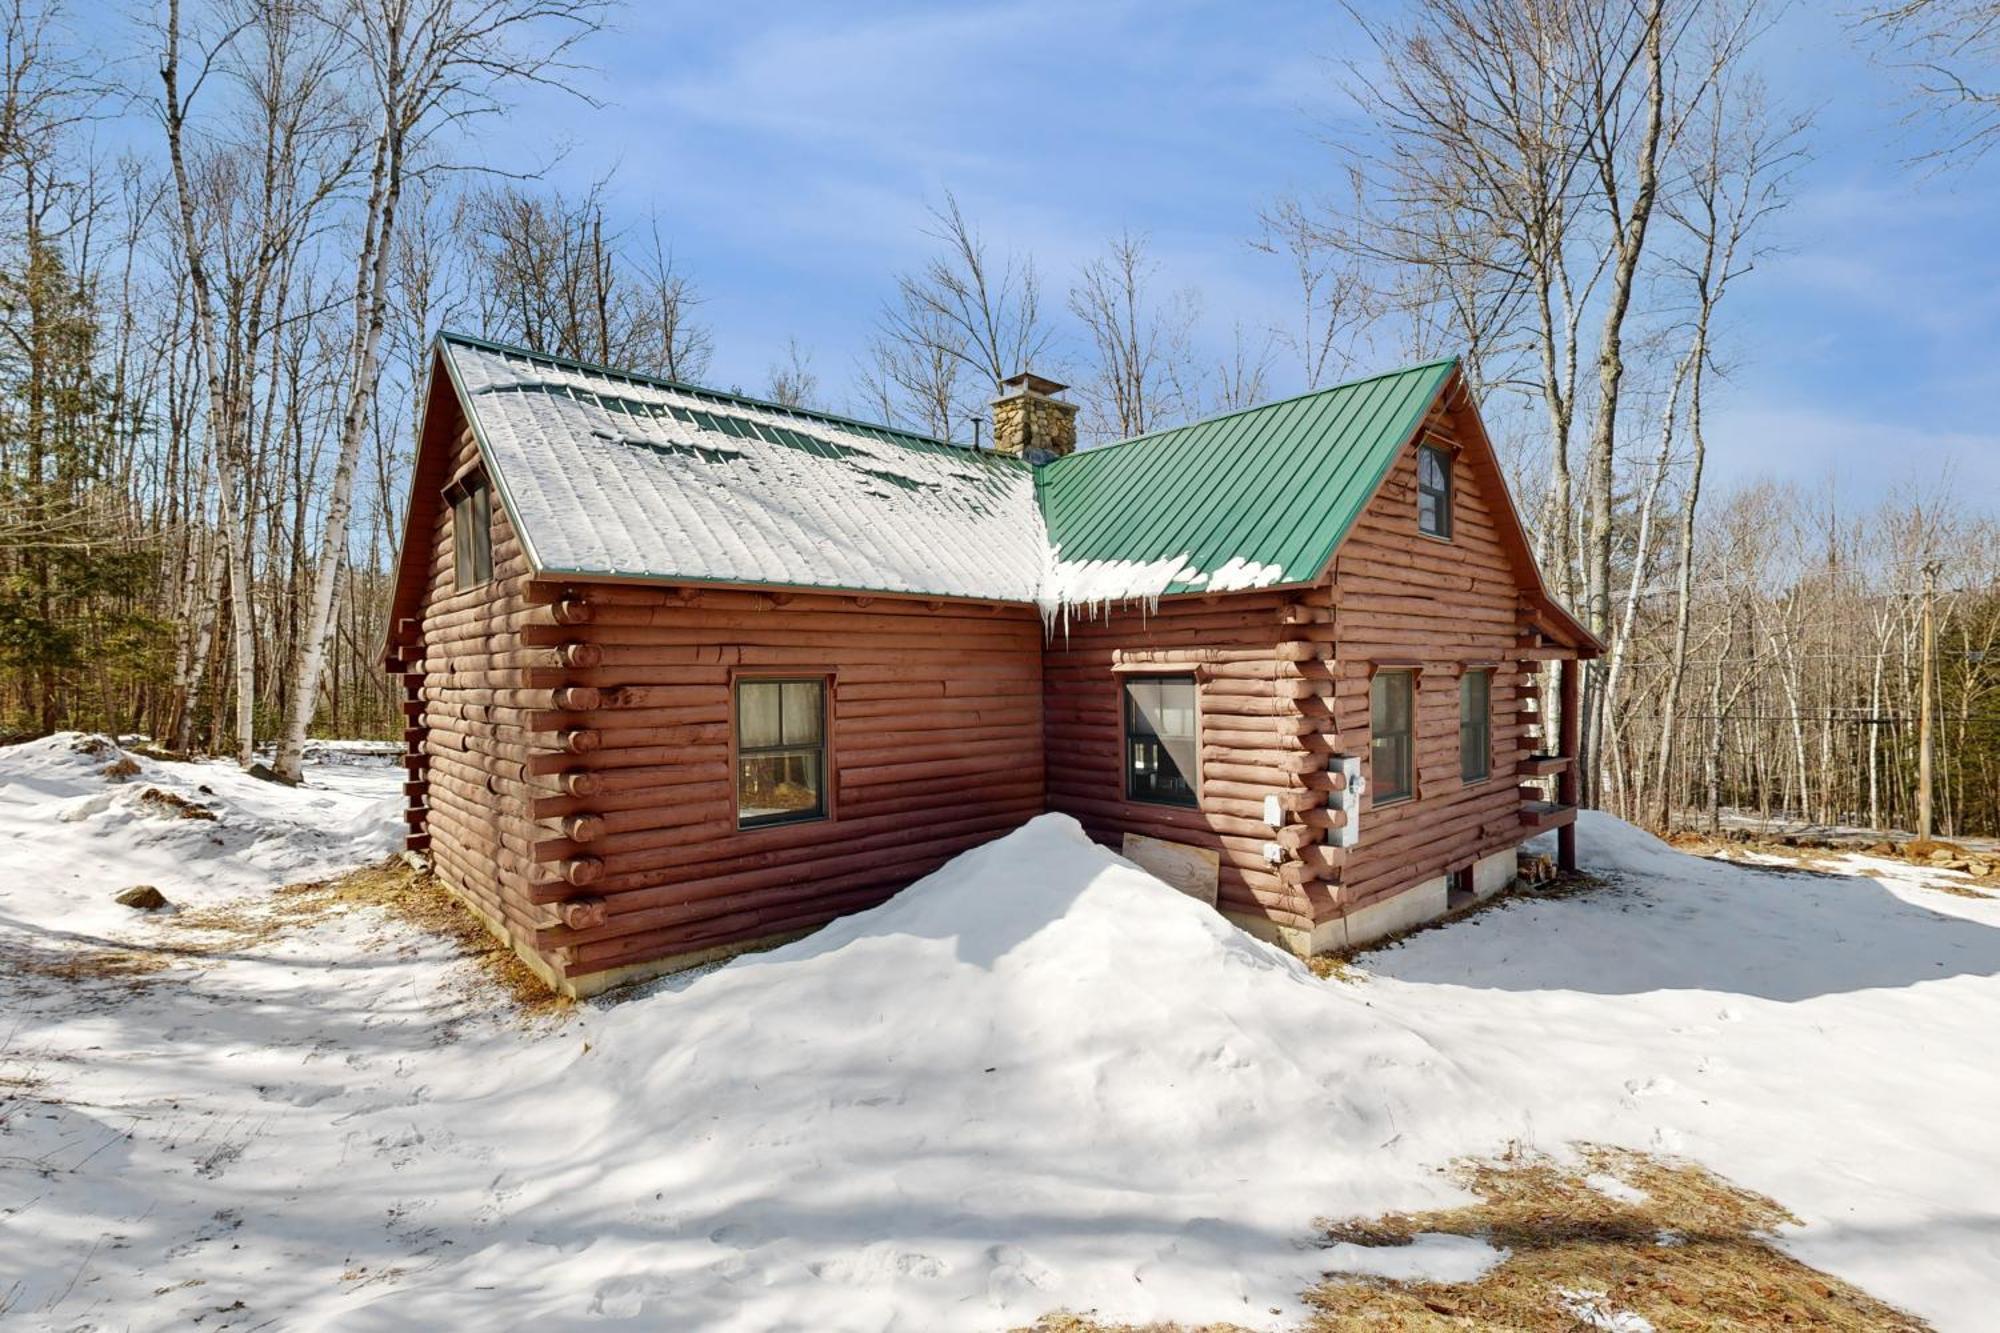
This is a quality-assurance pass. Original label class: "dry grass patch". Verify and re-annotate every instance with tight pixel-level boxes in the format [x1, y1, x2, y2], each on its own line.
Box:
[1306, 955, 1366, 984]
[1674, 831, 2000, 898]
[0, 936, 172, 998]
[135, 785, 215, 820]
[1304, 1146, 1928, 1331]
[1920, 880, 1995, 900]
[170, 858, 569, 1018]
[1022, 1148, 1927, 1333]
[1024, 1312, 1256, 1320]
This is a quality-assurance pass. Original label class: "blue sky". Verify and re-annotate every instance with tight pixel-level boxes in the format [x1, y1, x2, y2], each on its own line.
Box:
[499, 0, 1999, 501]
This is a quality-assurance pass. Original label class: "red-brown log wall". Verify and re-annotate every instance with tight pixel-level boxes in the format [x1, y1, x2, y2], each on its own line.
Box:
[1322, 403, 1539, 912]
[519, 585, 1047, 982]
[1042, 591, 1333, 936]
[393, 396, 547, 962]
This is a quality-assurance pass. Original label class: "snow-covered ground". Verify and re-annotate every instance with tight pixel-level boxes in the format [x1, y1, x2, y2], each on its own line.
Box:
[3, 732, 1998, 1331]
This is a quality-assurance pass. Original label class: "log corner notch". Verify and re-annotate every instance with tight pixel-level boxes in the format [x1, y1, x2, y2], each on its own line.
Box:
[1271, 595, 1344, 922]
[522, 587, 615, 901]
[557, 895, 607, 931]
[392, 622, 430, 856]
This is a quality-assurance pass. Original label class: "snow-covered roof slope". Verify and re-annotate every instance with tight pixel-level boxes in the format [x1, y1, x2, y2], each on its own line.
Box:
[430, 334, 1591, 647]
[440, 334, 1047, 601]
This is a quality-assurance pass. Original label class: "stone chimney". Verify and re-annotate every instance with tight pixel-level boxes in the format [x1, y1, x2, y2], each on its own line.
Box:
[990, 371, 1079, 462]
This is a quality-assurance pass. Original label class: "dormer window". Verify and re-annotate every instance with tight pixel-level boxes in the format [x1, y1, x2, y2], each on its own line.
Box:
[1417, 442, 1452, 540]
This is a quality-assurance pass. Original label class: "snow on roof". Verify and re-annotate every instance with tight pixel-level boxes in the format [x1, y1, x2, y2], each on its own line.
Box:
[442, 335, 1048, 602]
[431, 335, 1575, 636]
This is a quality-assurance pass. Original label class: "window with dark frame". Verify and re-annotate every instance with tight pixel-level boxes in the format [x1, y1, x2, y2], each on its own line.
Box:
[451, 477, 492, 591]
[1460, 669, 1492, 783]
[1370, 670, 1415, 805]
[1124, 674, 1199, 808]
[1417, 442, 1452, 540]
[735, 677, 827, 828]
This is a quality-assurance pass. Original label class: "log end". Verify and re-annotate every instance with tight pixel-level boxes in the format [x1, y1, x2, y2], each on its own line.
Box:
[562, 812, 606, 843]
[558, 896, 608, 931]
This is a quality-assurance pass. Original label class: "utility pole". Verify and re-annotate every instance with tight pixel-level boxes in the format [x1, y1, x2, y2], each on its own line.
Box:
[1917, 559, 1941, 841]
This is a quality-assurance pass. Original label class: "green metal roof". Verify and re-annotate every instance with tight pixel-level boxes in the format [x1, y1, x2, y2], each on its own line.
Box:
[1036, 357, 1458, 594]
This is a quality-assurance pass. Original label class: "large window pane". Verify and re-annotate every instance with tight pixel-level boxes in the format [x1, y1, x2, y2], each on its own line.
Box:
[1125, 675, 1199, 807]
[737, 751, 823, 823]
[1371, 670, 1414, 804]
[737, 680, 783, 749]
[737, 677, 826, 826]
[781, 680, 822, 744]
[1460, 670, 1491, 783]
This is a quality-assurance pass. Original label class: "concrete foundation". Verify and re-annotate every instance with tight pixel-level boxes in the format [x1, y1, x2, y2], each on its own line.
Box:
[1234, 841, 1527, 960]
[1472, 845, 1517, 900]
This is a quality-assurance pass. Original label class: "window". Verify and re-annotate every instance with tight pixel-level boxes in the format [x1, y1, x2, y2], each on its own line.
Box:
[1417, 442, 1452, 539]
[1460, 669, 1491, 783]
[736, 678, 827, 827]
[1370, 670, 1414, 805]
[451, 477, 492, 591]
[1124, 674, 1199, 807]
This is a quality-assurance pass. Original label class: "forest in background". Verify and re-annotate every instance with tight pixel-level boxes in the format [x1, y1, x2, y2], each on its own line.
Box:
[0, 0, 1995, 834]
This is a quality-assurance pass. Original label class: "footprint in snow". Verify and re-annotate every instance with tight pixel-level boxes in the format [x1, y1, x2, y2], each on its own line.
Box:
[589, 1273, 677, 1319]
[1624, 1075, 1682, 1100]
[255, 1082, 342, 1108]
[810, 1247, 949, 1283]
[985, 1243, 1054, 1298]
[708, 1222, 757, 1248]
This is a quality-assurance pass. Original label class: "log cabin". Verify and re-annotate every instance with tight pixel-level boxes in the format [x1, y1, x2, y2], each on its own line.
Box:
[385, 332, 1599, 996]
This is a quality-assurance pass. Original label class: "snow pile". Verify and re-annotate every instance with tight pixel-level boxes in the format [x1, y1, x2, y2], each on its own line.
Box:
[0, 732, 401, 936]
[322, 814, 1480, 1330]
[8, 781, 2000, 1330]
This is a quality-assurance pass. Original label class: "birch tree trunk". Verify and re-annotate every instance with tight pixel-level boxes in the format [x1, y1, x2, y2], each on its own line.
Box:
[160, 0, 259, 766]
[274, 78, 402, 783]
[1579, 0, 1668, 805]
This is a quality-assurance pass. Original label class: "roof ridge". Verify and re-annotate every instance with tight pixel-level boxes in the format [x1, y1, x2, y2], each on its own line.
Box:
[435, 329, 978, 457]
[1045, 354, 1460, 469]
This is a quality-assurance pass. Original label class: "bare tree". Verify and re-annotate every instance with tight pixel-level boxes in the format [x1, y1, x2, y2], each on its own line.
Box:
[1254, 196, 1365, 390]
[867, 191, 1050, 440]
[1202, 321, 1276, 413]
[1646, 67, 1805, 826]
[159, 0, 357, 765]
[642, 216, 711, 383]
[1069, 229, 1197, 441]
[1331, 0, 1775, 804]
[272, 0, 606, 783]
[1858, 0, 2000, 164]
[764, 336, 818, 409]
[1334, 0, 1615, 609]
[861, 305, 963, 439]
